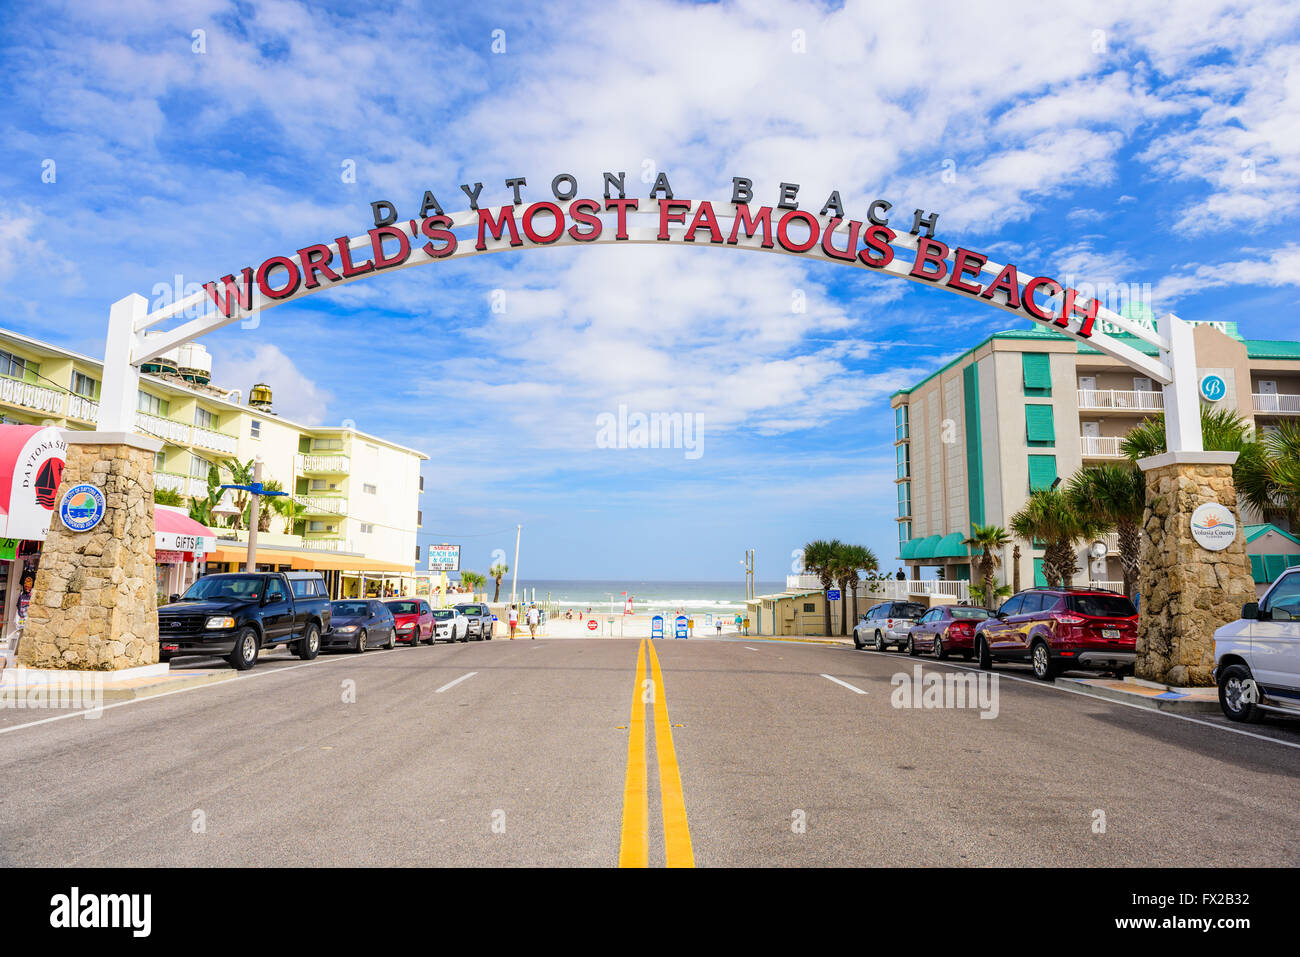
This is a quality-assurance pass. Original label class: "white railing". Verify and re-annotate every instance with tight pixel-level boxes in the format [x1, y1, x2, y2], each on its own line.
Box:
[296, 454, 351, 473]
[0, 377, 65, 416]
[156, 472, 187, 494]
[1101, 532, 1119, 554]
[301, 537, 352, 552]
[295, 495, 346, 515]
[67, 395, 99, 421]
[786, 574, 969, 602]
[136, 411, 191, 445]
[1087, 580, 1125, 592]
[192, 426, 237, 455]
[1080, 435, 1123, 457]
[1253, 393, 1300, 414]
[1077, 389, 1163, 412]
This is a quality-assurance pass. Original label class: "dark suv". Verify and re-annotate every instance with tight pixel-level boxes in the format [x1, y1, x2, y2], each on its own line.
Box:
[973, 587, 1138, 680]
[854, 600, 927, 651]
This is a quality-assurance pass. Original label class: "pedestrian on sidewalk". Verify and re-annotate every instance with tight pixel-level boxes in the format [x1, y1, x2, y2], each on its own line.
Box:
[526, 604, 540, 639]
[508, 604, 519, 639]
[715, 618, 722, 636]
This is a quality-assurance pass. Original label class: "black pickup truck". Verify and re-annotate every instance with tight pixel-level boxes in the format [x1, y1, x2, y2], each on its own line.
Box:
[157, 571, 332, 670]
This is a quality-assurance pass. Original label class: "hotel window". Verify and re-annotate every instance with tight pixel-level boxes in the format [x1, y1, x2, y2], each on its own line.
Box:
[194, 407, 217, 430]
[250, 419, 262, 439]
[363, 483, 377, 495]
[190, 456, 210, 479]
[896, 443, 910, 479]
[898, 520, 911, 546]
[1027, 454, 1058, 492]
[895, 405, 909, 441]
[1025, 404, 1056, 447]
[417, 510, 423, 527]
[155, 451, 166, 472]
[312, 438, 343, 450]
[137, 391, 169, 417]
[1022, 353, 1052, 397]
[360, 523, 374, 534]
[71, 371, 98, 399]
[897, 482, 911, 519]
[0, 349, 35, 382]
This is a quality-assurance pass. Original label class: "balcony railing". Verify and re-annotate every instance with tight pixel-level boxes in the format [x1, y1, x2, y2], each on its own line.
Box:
[295, 495, 346, 516]
[301, 537, 353, 552]
[136, 411, 191, 445]
[1101, 532, 1119, 554]
[67, 395, 99, 422]
[1080, 435, 1124, 458]
[0, 377, 65, 416]
[296, 454, 351, 474]
[156, 471, 187, 495]
[192, 426, 237, 456]
[1087, 580, 1125, 593]
[1253, 393, 1300, 414]
[1077, 389, 1163, 412]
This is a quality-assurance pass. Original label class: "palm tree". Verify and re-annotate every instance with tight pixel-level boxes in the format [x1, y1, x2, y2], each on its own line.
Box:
[962, 524, 1011, 610]
[255, 478, 285, 532]
[280, 494, 308, 537]
[154, 487, 184, 506]
[833, 544, 878, 635]
[1011, 543, 1022, 593]
[489, 562, 509, 603]
[188, 463, 224, 527]
[460, 571, 486, 600]
[1066, 465, 1145, 600]
[969, 582, 1012, 607]
[801, 539, 841, 637]
[1009, 487, 1104, 588]
[219, 457, 256, 531]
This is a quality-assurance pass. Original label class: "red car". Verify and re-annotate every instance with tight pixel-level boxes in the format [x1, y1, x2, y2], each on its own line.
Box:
[905, 604, 992, 660]
[384, 598, 434, 646]
[973, 587, 1138, 680]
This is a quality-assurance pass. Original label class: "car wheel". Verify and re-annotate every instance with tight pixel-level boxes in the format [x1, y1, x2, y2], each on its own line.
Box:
[385, 629, 395, 650]
[459, 627, 468, 643]
[977, 637, 992, 671]
[1219, 664, 1264, 723]
[354, 629, 368, 654]
[295, 624, 321, 660]
[934, 635, 946, 660]
[874, 631, 886, 652]
[852, 630, 864, 650]
[907, 635, 917, 657]
[228, 628, 259, 671]
[1031, 641, 1057, 681]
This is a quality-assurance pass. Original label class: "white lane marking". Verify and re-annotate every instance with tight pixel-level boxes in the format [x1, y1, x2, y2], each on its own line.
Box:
[821, 674, 868, 695]
[857, 650, 1300, 752]
[0, 649, 398, 737]
[744, 647, 758, 651]
[435, 671, 478, 694]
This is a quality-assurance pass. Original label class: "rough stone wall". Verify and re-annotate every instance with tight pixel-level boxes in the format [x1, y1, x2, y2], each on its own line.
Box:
[17, 443, 158, 670]
[1136, 461, 1254, 686]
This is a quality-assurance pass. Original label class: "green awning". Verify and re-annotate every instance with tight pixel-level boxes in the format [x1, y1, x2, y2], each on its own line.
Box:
[1028, 454, 1058, 492]
[911, 534, 943, 559]
[900, 539, 918, 560]
[934, 532, 969, 558]
[1022, 353, 1052, 393]
[1025, 404, 1055, 443]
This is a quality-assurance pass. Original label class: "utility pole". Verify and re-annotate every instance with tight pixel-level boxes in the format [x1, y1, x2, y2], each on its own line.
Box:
[246, 458, 261, 572]
[509, 524, 521, 610]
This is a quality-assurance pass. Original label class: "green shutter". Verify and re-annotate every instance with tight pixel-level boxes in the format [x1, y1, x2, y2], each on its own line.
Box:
[1033, 557, 1047, 587]
[1250, 554, 1267, 583]
[1022, 353, 1052, 395]
[1287, 554, 1300, 568]
[963, 363, 985, 527]
[1025, 404, 1056, 444]
[1028, 454, 1058, 491]
[1264, 554, 1288, 583]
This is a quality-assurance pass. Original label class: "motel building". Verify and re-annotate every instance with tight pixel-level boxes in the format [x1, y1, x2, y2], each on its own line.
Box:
[890, 316, 1300, 600]
[0, 326, 428, 662]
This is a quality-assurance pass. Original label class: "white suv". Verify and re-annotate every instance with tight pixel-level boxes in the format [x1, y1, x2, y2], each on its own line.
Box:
[1212, 569, 1300, 722]
[854, 601, 927, 651]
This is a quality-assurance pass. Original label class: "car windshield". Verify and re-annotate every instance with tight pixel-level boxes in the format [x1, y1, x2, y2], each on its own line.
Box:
[951, 607, 991, 620]
[897, 603, 926, 618]
[386, 601, 419, 614]
[432, 610, 454, 620]
[454, 604, 478, 614]
[331, 601, 369, 617]
[182, 576, 264, 601]
[1068, 594, 1137, 618]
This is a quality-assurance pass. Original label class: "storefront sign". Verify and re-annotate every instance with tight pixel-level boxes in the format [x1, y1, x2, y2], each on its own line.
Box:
[58, 484, 106, 533]
[0, 425, 68, 542]
[1199, 374, 1227, 402]
[1190, 503, 1237, 551]
[0, 538, 17, 561]
[200, 174, 1105, 341]
[154, 532, 214, 555]
[427, 543, 460, 571]
[155, 549, 186, 564]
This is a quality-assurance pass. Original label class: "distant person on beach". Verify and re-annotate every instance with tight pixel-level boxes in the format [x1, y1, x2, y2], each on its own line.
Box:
[742, 616, 750, 635]
[733, 613, 742, 631]
[715, 619, 722, 636]
[526, 605, 540, 639]
[508, 604, 519, 639]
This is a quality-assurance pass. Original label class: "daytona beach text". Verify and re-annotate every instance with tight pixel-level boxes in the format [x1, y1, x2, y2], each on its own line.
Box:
[202, 172, 1101, 338]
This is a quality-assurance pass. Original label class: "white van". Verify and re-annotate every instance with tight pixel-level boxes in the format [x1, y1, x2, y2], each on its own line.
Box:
[1212, 569, 1300, 722]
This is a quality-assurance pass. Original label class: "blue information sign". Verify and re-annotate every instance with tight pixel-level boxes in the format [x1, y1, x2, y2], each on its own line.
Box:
[674, 615, 688, 639]
[828, 589, 841, 601]
[651, 615, 664, 638]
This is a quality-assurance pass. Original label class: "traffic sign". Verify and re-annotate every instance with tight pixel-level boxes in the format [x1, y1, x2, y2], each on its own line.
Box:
[828, 589, 841, 601]
[587, 618, 598, 631]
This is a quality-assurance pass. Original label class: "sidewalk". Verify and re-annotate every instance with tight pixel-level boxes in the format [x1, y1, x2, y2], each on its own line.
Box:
[0, 663, 236, 702]
[1054, 675, 1220, 714]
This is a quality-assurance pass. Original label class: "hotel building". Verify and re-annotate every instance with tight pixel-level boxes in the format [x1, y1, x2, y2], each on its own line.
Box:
[891, 319, 1300, 595]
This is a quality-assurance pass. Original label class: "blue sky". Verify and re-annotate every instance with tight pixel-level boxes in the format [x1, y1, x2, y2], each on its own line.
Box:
[1, 0, 1298, 581]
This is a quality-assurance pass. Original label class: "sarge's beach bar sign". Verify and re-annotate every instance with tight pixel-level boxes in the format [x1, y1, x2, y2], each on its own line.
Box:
[199, 172, 1103, 341]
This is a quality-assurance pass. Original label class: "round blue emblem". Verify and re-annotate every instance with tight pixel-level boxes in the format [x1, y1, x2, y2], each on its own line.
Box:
[58, 483, 106, 533]
[1199, 374, 1227, 402]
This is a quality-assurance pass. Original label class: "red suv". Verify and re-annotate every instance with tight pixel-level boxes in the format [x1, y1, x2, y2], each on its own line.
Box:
[384, 598, 434, 646]
[973, 587, 1138, 681]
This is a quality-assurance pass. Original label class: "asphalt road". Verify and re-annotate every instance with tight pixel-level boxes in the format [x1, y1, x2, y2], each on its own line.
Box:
[1, 637, 1297, 867]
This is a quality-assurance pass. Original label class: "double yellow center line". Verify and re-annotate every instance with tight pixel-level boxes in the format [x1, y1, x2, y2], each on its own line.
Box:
[619, 639, 695, 867]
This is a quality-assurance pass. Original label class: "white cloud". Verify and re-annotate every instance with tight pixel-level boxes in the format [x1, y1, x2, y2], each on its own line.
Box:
[221, 343, 332, 425]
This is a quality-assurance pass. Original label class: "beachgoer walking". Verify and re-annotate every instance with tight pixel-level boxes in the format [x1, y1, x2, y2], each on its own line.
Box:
[508, 604, 519, 639]
[526, 604, 540, 639]
[715, 619, 722, 636]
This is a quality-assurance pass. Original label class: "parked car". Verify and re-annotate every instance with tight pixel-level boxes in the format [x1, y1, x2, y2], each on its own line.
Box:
[854, 601, 927, 651]
[1213, 569, 1300, 722]
[906, 604, 992, 659]
[324, 599, 397, 653]
[158, 571, 331, 671]
[432, 607, 469, 642]
[974, 587, 1138, 680]
[454, 602, 493, 640]
[385, 598, 434, 646]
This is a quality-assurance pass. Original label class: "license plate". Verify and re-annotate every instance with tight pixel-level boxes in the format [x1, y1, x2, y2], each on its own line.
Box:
[162, 644, 179, 652]
[1102, 628, 1120, 640]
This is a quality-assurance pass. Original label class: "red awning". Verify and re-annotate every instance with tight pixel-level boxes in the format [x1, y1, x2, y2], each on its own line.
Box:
[0, 425, 68, 542]
[154, 505, 216, 557]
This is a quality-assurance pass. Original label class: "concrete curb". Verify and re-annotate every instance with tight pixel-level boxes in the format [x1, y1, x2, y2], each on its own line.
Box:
[1055, 676, 1221, 714]
[739, 636, 851, 647]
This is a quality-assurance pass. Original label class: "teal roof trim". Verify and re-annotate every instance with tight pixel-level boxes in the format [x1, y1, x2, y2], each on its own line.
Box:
[1244, 523, 1300, 548]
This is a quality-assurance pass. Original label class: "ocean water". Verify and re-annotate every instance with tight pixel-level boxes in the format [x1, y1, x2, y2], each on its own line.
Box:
[486, 580, 786, 618]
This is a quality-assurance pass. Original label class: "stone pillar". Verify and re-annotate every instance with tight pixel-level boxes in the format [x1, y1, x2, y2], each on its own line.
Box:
[1135, 451, 1254, 686]
[18, 432, 162, 670]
